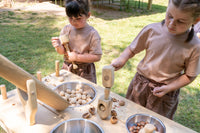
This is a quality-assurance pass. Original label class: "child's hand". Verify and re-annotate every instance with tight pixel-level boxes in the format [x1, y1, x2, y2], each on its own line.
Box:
[197, 32, 200, 39]
[152, 85, 170, 97]
[111, 57, 126, 71]
[51, 37, 61, 48]
[67, 51, 78, 62]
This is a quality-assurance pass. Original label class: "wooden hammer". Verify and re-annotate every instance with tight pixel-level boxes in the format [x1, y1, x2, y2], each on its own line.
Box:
[59, 34, 78, 69]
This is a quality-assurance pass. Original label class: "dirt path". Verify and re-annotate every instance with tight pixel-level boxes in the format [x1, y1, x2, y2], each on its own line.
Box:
[0, 0, 66, 16]
[0, 0, 133, 20]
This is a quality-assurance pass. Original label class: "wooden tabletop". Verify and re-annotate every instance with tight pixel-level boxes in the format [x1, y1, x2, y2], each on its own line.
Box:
[0, 70, 197, 133]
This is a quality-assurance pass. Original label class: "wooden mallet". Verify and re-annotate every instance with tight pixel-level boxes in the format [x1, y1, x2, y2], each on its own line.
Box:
[59, 34, 78, 69]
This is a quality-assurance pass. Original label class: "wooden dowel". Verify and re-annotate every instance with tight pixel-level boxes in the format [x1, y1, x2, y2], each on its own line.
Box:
[0, 84, 7, 100]
[37, 71, 42, 81]
[55, 60, 59, 77]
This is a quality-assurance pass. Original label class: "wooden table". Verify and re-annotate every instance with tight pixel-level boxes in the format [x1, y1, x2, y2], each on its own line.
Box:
[0, 70, 197, 133]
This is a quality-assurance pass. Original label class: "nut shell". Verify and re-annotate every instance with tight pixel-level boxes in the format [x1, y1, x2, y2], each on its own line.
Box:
[82, 112, 91, 119]
[89, 107, 96, 115]
[112, 97, 117, 102]
[111, 110, 117, 117]
[110, 116, 118, 124]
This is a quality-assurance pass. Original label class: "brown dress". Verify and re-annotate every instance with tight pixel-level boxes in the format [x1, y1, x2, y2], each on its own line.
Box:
[126, 22, 200, 119]
[62, 61, 97, 83]
[126, 72, 179, 119]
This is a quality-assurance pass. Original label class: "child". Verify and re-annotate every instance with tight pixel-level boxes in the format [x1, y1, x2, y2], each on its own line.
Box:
[52, 0, 102, 83]
[111, 0, 200, 119]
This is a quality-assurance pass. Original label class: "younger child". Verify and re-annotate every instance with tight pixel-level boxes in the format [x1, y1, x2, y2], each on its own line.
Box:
[52, 0, 102, 83]
[111, 0, 200, 119]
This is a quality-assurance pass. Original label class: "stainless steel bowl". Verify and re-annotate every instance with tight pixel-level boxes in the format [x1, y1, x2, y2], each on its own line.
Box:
[54, 82, 97, 107]
[50, 118, 104, 133]
[126, 114, 166, 133]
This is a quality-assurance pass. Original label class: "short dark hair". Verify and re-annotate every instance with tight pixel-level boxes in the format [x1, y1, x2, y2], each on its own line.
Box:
[65, 0, 90, 18]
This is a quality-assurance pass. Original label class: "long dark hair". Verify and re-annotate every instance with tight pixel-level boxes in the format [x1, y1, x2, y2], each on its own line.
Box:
[163, 0, 200, 42]
[65, 0, 90, 18]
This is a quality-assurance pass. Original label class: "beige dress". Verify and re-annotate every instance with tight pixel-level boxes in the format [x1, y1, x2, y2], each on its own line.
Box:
[60, 24, 102, 83]
[126, 22, 200, 119]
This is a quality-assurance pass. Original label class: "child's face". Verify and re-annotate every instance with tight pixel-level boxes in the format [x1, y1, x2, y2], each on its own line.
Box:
[165, 2, 195, 35]
[68, 14, 89, 29]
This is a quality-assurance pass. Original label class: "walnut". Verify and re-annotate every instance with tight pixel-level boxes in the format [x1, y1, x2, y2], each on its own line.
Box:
[119, 100, 125, 106]
[110, 116, 118, 124]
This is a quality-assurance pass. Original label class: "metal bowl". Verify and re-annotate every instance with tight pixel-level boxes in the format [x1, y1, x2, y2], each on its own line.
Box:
[126, 114, 166, 133]
[50, 118, 104, 133]
[54, 82, 96, 107]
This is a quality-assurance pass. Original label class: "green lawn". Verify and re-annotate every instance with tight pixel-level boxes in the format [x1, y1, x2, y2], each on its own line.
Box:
[0, 0, 200, 132]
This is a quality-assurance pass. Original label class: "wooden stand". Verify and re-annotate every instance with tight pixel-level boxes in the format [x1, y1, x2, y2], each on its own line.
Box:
[97, 65, 114, 120]
[17, 79, 38, 126]
[0, 54, 69, 111]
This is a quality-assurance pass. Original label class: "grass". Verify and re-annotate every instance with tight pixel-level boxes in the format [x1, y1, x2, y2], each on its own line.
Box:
[0, 0, 200, 132]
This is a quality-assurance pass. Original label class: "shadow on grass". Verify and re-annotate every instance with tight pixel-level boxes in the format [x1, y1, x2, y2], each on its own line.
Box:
[91, 2, 167, 20]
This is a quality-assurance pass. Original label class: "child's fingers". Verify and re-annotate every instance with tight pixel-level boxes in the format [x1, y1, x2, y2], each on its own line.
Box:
[51, 37, 59, 40]
[152, 87, 162, 96]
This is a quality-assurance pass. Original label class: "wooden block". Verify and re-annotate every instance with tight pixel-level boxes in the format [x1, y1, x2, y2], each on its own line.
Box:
[0, 84, 7, 100]
[102, 65, 114, 88]
[97, 95, 113, 120]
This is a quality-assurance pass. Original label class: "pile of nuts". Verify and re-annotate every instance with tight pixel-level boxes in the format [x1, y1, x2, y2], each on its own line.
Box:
[57, 86, 92, 106]
[128, 121, 157, 133]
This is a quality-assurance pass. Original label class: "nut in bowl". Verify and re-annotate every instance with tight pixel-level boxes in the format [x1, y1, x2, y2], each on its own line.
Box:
[54, 82, 96, 107]
[126, 114, 166, 133]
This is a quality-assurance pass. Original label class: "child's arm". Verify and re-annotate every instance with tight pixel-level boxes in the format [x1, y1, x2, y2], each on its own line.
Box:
[111, 46, 135, 71]
[67, 51, 101, 63]
[51, 37, 65, 55]
[153, 74, 196, 97]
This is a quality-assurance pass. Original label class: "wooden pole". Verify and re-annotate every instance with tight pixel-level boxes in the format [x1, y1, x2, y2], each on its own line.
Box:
[37, 71, 42, 81]
[0, 84, 7, 100]
[55, 60, 60, 77]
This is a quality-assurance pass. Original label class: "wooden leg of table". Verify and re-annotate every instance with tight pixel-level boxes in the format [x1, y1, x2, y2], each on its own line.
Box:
[17, 79, 38, 126]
